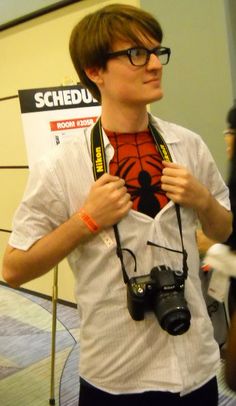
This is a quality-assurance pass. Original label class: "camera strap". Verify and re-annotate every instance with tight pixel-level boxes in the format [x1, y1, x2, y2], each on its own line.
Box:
[90, 115, 188, 283]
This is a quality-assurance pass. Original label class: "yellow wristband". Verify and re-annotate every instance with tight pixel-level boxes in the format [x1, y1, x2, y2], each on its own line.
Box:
[78, 209, 99, 233]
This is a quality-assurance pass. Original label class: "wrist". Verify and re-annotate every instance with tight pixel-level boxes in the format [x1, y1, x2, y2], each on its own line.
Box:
[196, 187, 211, 213]
[77, 208, 100, 233]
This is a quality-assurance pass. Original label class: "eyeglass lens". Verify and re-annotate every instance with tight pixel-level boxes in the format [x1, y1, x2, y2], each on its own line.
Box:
[130, 48, 169, 66]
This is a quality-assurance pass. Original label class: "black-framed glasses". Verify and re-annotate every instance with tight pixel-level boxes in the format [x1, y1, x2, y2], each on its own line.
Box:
[224, 129, 236, 136]
[106, 46, 171, 67]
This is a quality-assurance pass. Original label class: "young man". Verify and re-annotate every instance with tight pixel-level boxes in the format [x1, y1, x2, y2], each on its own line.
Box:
[2, 4, 232, 405]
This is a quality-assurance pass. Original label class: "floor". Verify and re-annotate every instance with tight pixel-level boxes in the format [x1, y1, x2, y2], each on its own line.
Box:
[0, 284, 236, 405]
[0, 284, 80, 405]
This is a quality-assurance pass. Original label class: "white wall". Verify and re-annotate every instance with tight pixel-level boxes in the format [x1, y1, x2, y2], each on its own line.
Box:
[141, 0, 234, 178]
[224, 0, 236, 101]
[0, 0, 139, 303]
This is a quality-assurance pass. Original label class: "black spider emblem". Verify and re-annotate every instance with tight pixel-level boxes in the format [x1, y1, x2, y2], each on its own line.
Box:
[115, 157, 167, 218]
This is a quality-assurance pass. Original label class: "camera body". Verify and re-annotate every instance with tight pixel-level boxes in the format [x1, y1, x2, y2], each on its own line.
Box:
[127, 265, 191, 335]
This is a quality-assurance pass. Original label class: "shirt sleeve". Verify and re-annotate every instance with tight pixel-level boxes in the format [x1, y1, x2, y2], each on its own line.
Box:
[193, 135, 231, 211]
[9, 155, 69, 251]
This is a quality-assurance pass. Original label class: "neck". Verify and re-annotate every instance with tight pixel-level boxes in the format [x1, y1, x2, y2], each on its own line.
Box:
[101, 103, 149, 132]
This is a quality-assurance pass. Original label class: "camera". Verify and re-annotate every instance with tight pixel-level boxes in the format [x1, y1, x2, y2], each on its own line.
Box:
[127, 265, 191, 335]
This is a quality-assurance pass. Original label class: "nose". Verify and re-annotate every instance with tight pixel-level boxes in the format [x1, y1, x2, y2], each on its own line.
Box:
[147, 52, 163, 69]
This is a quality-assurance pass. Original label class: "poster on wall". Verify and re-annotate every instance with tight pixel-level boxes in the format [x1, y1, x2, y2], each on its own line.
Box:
[18, 84, 101, 168]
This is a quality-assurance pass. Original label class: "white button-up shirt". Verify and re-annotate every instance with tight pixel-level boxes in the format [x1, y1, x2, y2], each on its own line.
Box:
[9, 115, 230, 395]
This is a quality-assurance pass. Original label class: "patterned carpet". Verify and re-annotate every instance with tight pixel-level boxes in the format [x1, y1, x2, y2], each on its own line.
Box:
[0, 284, 236, 405]
[0, 284, 80, 406]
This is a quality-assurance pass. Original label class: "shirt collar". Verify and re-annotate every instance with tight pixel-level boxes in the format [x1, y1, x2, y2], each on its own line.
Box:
[148, 114, 180, 144]
[90, 113, 181, 147]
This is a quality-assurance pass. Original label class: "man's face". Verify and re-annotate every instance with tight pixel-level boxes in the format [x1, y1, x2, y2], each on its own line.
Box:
[98, 37, 165, 107]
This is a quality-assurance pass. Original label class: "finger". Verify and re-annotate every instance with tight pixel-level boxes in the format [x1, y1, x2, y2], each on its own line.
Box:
[162, 175, 189, 189]
[116, 178, 126, 189]
[120, 196, 133, 213]
[162, 161, 181, 169]
[165, 192, 181, 204]
[161, 183, 182, 194]
[95, 173, 120, 186]
[116, 192, 131, 207]
[113, 187, 130, 203]
[106, 179, 126, 193]
[162, 166, 180, 177]
[161, 175, 179, 185]
[123, 192, 131, 203]
[162, 168, 189, 180]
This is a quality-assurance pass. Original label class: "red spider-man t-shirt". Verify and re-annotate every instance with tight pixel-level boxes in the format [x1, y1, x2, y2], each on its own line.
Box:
[104, 129, 169, 218]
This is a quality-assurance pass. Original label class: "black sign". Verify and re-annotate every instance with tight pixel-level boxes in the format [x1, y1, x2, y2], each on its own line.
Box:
[18, 84, 99, 113]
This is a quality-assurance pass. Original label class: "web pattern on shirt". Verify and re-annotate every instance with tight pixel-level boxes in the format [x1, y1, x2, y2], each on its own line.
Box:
[105, 129, 169, 218]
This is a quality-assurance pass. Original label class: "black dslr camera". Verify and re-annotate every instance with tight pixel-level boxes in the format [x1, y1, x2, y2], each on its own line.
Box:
[127, 265, 191, 335]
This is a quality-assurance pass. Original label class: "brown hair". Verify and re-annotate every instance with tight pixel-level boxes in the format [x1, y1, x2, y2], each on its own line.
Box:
[227, 106, 236, 130]
[69, 3, 163, 102]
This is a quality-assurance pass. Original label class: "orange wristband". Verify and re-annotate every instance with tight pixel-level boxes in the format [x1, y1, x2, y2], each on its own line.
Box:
[78, 209, 99, 233]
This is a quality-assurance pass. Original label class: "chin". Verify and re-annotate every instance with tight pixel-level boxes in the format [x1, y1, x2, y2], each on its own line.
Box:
[148, 90, 164, 103]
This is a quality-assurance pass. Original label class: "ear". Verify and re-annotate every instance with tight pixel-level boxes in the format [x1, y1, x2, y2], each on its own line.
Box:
[84, 66, 104, 85]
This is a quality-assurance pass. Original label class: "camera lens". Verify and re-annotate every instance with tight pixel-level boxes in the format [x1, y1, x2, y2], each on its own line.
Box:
[153, 292, 191, 335]
[161, 308, 191, 335]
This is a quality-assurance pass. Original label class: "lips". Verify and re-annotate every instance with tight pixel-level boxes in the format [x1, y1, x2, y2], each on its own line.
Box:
[144, 78, 161, 84]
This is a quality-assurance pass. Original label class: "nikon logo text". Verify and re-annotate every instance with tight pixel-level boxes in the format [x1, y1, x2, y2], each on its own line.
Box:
[160, 144, 170, 162]
[95, 147, 104, 172]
